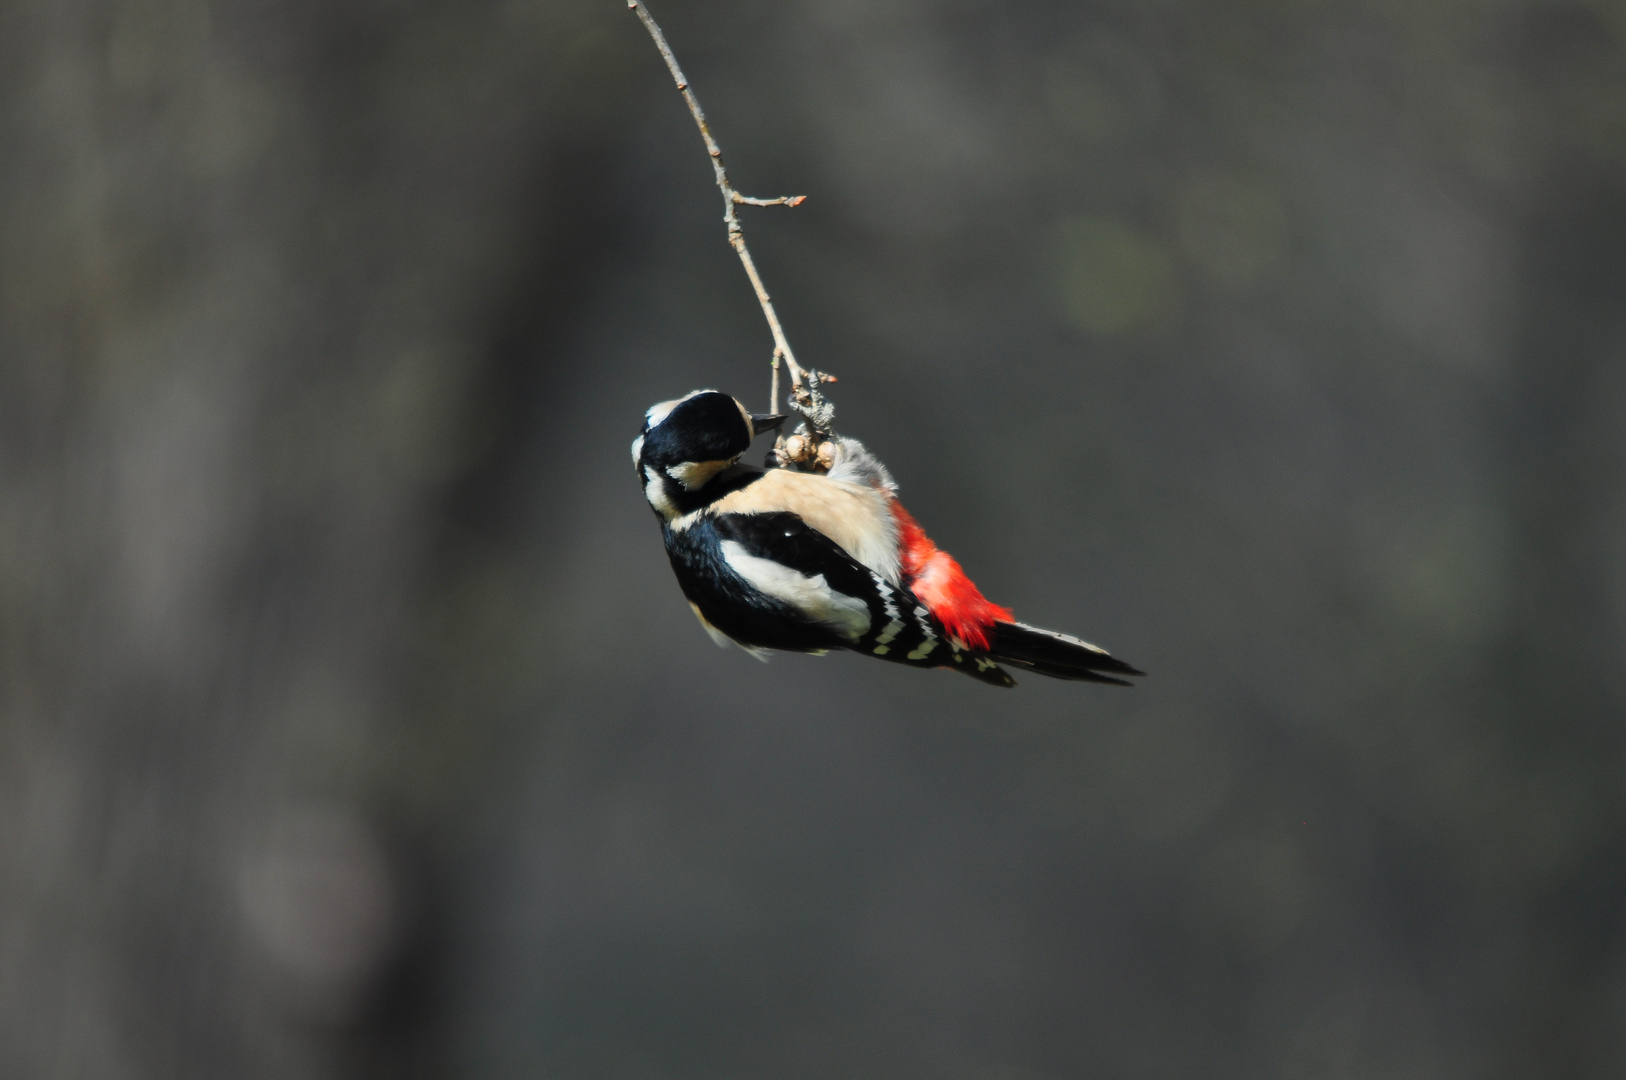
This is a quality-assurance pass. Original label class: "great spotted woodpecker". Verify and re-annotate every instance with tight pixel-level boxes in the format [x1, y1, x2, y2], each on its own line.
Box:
[633, 390, 1143, 687]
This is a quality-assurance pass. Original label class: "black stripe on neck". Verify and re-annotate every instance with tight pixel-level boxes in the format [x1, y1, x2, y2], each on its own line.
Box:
[662, 463, 767, 517]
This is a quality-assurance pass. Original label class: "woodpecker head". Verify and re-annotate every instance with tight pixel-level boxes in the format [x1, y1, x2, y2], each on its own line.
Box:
[633, 391, 785, 519]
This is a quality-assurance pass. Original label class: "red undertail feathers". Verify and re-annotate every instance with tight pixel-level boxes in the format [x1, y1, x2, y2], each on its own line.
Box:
[889, 499, 1014, 651]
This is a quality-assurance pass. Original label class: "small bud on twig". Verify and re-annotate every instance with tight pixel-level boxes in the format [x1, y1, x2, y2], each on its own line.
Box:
[629, 0, 837, 463]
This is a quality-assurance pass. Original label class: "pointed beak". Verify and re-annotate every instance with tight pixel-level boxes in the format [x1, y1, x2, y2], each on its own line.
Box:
[750, 413, 786, 437]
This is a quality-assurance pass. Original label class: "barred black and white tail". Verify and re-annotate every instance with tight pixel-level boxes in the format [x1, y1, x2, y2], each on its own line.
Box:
[987, 621, 1145, 686]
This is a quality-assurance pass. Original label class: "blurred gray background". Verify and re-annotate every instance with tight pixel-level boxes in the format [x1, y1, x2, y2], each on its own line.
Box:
[3, 0, 1625, 1076]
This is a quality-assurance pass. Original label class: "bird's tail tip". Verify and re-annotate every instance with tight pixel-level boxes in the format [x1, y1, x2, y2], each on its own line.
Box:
[987, 620, 1144, 685]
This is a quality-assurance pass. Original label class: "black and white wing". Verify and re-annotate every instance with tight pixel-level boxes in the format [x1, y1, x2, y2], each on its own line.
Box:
[673, 511, 1015, 686]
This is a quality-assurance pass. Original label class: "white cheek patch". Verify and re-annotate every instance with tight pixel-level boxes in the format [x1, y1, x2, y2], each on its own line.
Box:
[719, 540, 871, 642]
[630, 435, 645, 469]
[667, 459, 733, 490]
[643, 466, 677, 518]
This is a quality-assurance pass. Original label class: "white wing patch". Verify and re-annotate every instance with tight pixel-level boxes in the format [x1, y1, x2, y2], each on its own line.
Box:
[702, 469, 902, 585]
[719, 540, 871, 642]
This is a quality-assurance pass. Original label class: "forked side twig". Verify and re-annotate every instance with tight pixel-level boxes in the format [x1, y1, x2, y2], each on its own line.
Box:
[627, 0, 835, 448]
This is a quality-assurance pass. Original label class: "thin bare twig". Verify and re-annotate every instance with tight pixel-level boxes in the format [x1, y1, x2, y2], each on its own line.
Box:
[735, 194, 806, 208]
[627, 0, 834, 444]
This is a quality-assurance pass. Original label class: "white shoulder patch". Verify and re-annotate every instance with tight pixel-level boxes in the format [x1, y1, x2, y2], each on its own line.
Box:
[705, 470, 902, 586]
[719, 540, 871, 642]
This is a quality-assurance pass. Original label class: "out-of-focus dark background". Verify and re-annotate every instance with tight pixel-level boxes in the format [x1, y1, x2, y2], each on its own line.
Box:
[3, 0, 1624, 1076]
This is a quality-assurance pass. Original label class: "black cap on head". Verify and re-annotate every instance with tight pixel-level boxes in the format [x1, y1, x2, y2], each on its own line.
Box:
[639, 391, 754, 467]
